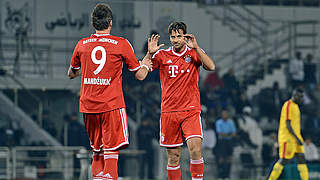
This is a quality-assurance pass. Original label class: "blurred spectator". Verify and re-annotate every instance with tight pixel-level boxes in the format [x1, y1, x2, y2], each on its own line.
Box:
[304, 109, 319, 142]
[257, 87, 277, 122]
[204, 67, 224, 91]
[233, 91, 251, 114]
[238, 106, 263, 151]
[137, 117, 156, 179]
[304, 137, 319, 163]
[289, 51, 304, 89]
[42, 110, 57, 138]
[272, 82, 284, 118]
[63, 112, 89, 178]
[304, 53, 317, 90]
[204, 68, 227, 110]
[312, 84, 320, 105]
[222, 68, 240, 99]
[62, 112, 89, 148]
[0, 119, 24, 147]
[62, 112, 89, 179]
[262, 132, 279, 171]
[201, 106, 216, 150]
[28, 141, 47, 178]
[215, 110, 236, 179]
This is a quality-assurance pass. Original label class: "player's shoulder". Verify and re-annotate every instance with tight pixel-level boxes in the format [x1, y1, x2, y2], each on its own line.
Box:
[77, 36, 92, 45]
[152, 47, 171, 58]
[107, 35, 129, 43]
[283, 99, 298, 109]
[109, 35, 126, 41]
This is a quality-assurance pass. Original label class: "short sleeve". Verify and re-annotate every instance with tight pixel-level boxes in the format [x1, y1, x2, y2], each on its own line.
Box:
[286, 101, 293, 121]
[192, 48, 205, 67]
[216, 120, 222, 133]
[151, 50, 161, 71]
[70, 42, 81, 69]
[122, 39, 140, 72]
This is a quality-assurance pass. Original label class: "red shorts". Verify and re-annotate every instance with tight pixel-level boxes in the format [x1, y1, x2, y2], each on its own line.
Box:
[160, 110, 203, 147]
[83, 108, 129, 151]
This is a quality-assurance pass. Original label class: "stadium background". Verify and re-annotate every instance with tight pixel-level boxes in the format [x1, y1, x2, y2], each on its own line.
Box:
[0, 0, 319, 179]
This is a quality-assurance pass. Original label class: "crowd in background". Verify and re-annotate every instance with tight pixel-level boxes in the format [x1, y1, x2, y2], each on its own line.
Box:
[0, 50, 319, 179]
[123, 50, 320, 178]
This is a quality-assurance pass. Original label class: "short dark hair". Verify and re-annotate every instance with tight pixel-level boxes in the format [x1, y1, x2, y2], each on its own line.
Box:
[168, 22, 187, 35]
[293, 88, 304, 94]
[91, 4, 113, 31]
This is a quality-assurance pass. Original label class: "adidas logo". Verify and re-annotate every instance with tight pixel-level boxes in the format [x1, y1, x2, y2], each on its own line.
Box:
[96, 171, 103, 177]
[103, 173, 113, 179]
[166, 59, 172, 63]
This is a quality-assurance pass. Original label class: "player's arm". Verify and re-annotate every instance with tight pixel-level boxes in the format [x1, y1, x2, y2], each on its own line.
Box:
[134, 56, 152, 81]
[68, 66, 81, 79]
[184, 34, 215, 71]
[286, 120, 303, 145]
[68, 42, 81, 79]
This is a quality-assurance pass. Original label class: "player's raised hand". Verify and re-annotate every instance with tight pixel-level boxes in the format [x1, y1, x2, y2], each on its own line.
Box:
[148, 34, 164, 54]
[184, 34, 199, 49]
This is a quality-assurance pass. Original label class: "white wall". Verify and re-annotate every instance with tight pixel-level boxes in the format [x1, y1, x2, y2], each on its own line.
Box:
[0, 0, 319, 88]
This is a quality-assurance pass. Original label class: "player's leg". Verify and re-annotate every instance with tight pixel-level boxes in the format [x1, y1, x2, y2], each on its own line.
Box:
[83, 113, 104, 180]
[92, 151, 104, 179]
[296, 152, 308, 180]
[103, 150, 119, 180]
[186, 137, 204, 180]
[268, 142, 294, 180]
[101, 108, 129, 180]
[166, 147, 182, 180]
[182, 110, 204, 180]
[268, 158, 289, 180]
[160, 112, 184, 180]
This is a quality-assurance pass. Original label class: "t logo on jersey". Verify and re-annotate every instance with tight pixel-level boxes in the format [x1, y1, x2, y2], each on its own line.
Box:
[168, 65, 179, 77]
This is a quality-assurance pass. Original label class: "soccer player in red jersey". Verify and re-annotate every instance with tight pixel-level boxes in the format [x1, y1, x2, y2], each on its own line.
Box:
[68, 4, 151, 180]
[147, 22, 215, 180]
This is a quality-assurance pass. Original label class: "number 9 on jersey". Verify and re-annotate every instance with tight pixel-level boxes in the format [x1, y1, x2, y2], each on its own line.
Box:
[91, 46, 106, 75]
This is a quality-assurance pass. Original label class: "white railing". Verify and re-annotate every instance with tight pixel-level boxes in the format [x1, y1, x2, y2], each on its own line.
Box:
[12, 146, 88, 180]
[0, 147, 10, 180]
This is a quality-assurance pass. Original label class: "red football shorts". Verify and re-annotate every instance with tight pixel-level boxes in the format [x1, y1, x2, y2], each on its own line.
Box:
[160, 110, 203, 147]
[83, 108, 129, 151]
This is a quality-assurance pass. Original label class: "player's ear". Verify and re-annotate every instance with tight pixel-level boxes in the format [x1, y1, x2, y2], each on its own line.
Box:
[109, 20, 113, 28]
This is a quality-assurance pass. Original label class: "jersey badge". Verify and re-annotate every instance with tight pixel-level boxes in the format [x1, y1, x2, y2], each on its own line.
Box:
[184, 55, 191, 63]
[166, 59, 172, 64]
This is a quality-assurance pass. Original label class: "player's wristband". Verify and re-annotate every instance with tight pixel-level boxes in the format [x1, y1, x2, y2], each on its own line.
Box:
[140, 64, 149, 71]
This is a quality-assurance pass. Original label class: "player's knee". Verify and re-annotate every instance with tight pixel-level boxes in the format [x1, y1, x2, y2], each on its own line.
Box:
[189, 145, 201, 158]
[297, 156, 306, 164]
[167, 149, 181, 165]
[279, 158, 289, 165]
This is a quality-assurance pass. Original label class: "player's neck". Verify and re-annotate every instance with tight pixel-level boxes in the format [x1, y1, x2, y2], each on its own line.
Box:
[96, 29, 111, 35]
[173, 45, 186, 53]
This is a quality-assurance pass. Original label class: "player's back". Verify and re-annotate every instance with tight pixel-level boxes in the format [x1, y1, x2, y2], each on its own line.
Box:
[278, 99, 302, 143]
[71, 34, 140, 113]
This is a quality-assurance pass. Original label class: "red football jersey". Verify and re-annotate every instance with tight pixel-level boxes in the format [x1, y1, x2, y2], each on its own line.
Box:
[70, 34, 141, 113]
[152, 46, 202, 112]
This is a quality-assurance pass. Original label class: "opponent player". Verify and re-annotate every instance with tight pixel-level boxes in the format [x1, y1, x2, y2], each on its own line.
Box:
[68, 4, 151, 180]
[147, 22, 215, 180]
[268, 88, 308, 180]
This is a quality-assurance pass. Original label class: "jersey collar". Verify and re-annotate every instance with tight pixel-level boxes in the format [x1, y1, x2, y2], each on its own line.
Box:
[171, 46, 189, 56]
[92, 33, 110, 37]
